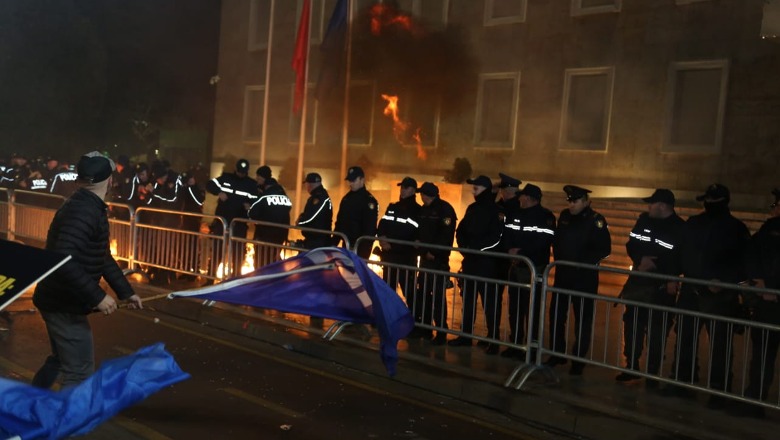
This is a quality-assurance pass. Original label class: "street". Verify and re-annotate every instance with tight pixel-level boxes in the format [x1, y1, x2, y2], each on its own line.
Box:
[0, 296, 535, 440]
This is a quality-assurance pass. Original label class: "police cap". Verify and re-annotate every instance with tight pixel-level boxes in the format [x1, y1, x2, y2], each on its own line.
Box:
[417, 182, 439, 197]
[345, 166, 365, 181]
[236, 159, 250, 173]
[564, 185, 591, 201]
[518, 183, 543, 200]
[466, 175, 492, 189]
[642, 189, 675, 206]
[497, 173, 521, 189]
[303, 172, 322, 183]
[695, 183, 730, 202]
[397, 176, 418, 189]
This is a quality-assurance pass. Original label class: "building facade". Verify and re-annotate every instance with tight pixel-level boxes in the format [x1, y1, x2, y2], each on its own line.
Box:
[213, 0, 780, 208]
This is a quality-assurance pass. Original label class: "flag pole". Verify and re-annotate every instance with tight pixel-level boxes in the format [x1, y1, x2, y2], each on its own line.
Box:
[294, 0, 313, 220]
[338, 0, 353, 199]
[260, 0, 276, 166]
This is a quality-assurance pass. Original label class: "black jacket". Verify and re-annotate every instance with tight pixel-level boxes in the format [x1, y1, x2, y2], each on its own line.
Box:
[33, 188, 134, 314]
[554, 205, 611, 287]
[248, 179, 292, 244]
[625, 212, 685, 285]
[335, 186, 378, 258]
[206, 172, 259, 223]
[456, 189, 503, 271]
[296, 185, 333, 248]
[502, 203, 556, 267]
[416, 196, 457, 266]
[377, 195, 421, 256]
[681, 208, 750, 284]
[746, 216, 780, 289]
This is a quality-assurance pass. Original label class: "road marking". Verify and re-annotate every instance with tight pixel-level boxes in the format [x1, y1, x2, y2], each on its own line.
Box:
[218, 387, 304, 419]
[125, 312, 533, 439]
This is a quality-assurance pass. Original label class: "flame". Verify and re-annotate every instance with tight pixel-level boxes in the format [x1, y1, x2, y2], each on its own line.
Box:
[367, 253, 383, 276]
[109, 239, 118, 256]
[369, 4, 419, 36]
[240, 244, 255, 275]
[381, 94, 428, 160]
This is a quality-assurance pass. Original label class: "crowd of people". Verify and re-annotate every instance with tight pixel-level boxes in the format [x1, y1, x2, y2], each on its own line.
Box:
[5, 152, 778, 417]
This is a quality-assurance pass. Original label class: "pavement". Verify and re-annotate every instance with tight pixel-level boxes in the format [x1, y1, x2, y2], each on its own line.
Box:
[131, 279, 777, 440]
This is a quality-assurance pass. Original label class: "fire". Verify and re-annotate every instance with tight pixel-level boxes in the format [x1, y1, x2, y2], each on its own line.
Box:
[216, 244, 256, 280]
[109, 239, 118, 256]
[369, 4, 419, 36]
[367, 252, 383, 276]
[381, 94, 428, 160]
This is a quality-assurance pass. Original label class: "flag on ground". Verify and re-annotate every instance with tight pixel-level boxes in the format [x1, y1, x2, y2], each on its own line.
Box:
[0, 343, 189, 439]
[169, 247, 415, 376]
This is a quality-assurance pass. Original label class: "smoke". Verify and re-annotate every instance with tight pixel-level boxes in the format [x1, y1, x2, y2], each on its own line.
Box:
[350, 2, 479, 116]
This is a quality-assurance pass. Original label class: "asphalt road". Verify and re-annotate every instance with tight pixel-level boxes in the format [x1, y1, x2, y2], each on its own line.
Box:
[0, 297, 540, 440]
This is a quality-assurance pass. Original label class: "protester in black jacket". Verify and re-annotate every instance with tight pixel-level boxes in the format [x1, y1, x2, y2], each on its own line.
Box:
[296, 173, 332, 249]
[546, 185, 611, 375]
[450, 175, 503, 353]
[334, 166, 378, 259]
[414, 182, 457, 344]
[32, 152, 142, 389]
[377, 176, 421, 316]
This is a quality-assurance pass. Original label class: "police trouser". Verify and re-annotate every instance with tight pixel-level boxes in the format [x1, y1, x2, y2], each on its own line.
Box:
[550, 270, 598, 361]
[673, 286, 737, 390]
[507, 265, 542, 347]
[381, 252, 417, 310]
[461, 258, 500, 339]
[415, 259, 450, 330]
[621, 283, 675, 374]
[746, 302, 780, 400]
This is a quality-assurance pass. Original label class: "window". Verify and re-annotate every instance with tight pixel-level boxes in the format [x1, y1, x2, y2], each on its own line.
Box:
[405, 95, 440, 149]
[395, 0, 449, 27]
[559, 67, 614, 151]
[473, 72, 520, 148]
[288, 83, 318, 145]
[484, 0, 527, 26]
[347, 81, 376, 146]
[570, 0, 621, 17]
[242, 86, 265, 142]
[663, 60, 729, 154]
[248, 0, 272, 51]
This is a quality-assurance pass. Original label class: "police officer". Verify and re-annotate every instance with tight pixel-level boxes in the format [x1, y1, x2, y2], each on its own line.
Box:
[734, 188, 780, 418]
[546, 185, 611, 375]
[109, 155, 134, 205]
[49, 163, 81, 199]
[248, 173, 292, 266]
[451, 175, 503, 354]
[335, 166, 378, 259]
[206, 159, 259, 271]
[377, 177, 422, 326]
[149, 162, 182, 227]
[124, 163, 153, 210]
[414, 182, 457, 345]
[616, 189, 684, 383]
[669, 184, 750, 407]
[180, 163, 207, 278]
[296, 172, 333, 249]
[255, 165, 272, 193]
[501, 183, 556, 359]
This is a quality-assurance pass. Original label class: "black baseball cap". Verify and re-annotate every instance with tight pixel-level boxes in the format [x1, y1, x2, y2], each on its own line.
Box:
[696, 183, 730, 202]
[466, 175, 492, 188]
[397, 176, 417, 189]
[642, 189, 675, 206]
[236, 159, 250, 173]
[417, 182, 439, 197]
[518, 183, 542, 200]
[345, 166, 365, 181]
[77, 154, 113, 184]
[303, 172, 322, 183]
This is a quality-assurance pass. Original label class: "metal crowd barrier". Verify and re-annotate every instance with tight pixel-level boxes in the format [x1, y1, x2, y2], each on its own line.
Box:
[107, 203, 134, 265]
[522, 260, 780, 412]
[132, 207, 228, 282]
[0, 189, 9, 239]
[5, 190, 63, 245]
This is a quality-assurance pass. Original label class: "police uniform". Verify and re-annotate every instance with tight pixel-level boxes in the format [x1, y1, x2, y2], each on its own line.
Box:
[741, 189, 780, 408]
[124, 163, 153, 210]
[206, 159, 259, 238]
[248, 177, 292, 266]
[619, 189, 684, 379]
[49, 168, 81, 199]
[334, 166, 378, 259]
[377, 177, 422, 312]
[296, 173, 333, 249]
[673, 184, 750, 399]
[149, 165, 183, 228]
[414, 182, 457, 343]
[501, 183, 556, 357]
[452, 175, 503, 350]
[548, 185, 611, 374]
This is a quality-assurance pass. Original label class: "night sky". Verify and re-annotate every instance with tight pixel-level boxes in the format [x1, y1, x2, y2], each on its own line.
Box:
[0, 0, 221, 161]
